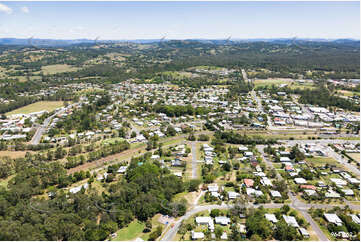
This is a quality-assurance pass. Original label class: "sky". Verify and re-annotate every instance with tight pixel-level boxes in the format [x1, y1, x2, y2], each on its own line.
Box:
[0, 1, 359, 40]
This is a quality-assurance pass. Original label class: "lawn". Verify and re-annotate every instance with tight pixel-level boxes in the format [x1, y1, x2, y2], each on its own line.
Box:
[113, 220, 145, 241]
[102, 137, 125, 145]
[6, 101, 64, 115]
[307, 157, 338, 167]
[40, 64, 79, 74]
[113, 214, 166, 241]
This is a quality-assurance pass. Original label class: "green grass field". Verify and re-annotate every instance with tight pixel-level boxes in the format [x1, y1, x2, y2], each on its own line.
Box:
[113, 220, 145, 241]
[307, 157, 338, 167]
[6, 101, 64, 115]
[254, 79, 291, 87]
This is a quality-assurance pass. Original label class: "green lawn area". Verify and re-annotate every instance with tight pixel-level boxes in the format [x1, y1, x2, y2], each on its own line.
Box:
[161, 137, 185, 147]
[113, 214, 166, 241]
[6, 101, 64, 115]
[102, 137, 125, 145]
[306, 157, 338, 167]
[113, 220, 145, 241]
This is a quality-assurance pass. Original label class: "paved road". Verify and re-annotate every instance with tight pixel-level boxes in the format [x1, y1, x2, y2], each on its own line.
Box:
[283, 139, 359, 145]
[30, 104, 76, 145]
[30, 114, 55, 145]
[191, 142, 198, 179]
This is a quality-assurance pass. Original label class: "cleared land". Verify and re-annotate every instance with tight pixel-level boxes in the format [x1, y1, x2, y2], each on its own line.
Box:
[0, 151, 32, 159]
[306, 157, 339, 167]
[40, 64, 79, 74]
[6, 101, 64, 115]
[347, 153, 360, 163]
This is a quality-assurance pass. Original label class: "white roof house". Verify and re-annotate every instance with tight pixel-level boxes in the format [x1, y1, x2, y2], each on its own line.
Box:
[211, 191, 220, 198]
[261, 177, 273, 186]
[196, 216, 213, 225]
[117, 166, 127, 173]
[215, 216, 231, 225]
[173, 171, 182, 177]
[208, 184, 219, 192]
[299, 228, 310, 238]
[342, 189, 354, 196]
[238, 145, 248, 151]
[294, 178, 307, 184]
[246, 188, 263, 197]
[350, 214, 360, 224]
[304, 189, 317, 196]
[283, 215, 299, 228]
[330, 178, 347, 186]
[346, 177, 360, 185]
[69, 183, 88, 194]
[270, 190, 282, 198]
[238, 224, 247, 233]
[265, 213, 278, 223]
[244, 152, 253, 157]
[228, 191, 240, 199]
[325, 190, 341, 198]
[151, 154, 160, 159]
[191, 231, 204, 240]
[280, 157, 291, 162]
[324, 213, 343, 226]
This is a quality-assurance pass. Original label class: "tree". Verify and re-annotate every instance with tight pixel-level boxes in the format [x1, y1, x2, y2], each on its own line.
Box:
[274, 221, 299, 241]
[188, 179, 201, 192]
[148, 226, 162, 241]
[215, 226, 223, 239]
[210, 209, 221, 218]
[143, 220, 152, 233]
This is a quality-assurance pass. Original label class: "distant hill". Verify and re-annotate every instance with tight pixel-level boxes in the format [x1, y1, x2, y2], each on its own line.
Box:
[0, 37, 358, 47]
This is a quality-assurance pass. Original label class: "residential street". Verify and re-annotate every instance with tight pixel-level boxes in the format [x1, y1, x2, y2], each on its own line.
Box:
[191, 142, 199, 179]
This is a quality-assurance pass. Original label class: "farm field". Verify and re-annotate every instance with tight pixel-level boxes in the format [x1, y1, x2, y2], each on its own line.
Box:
[6, 101, 65, 115]
[40, 64, 79, 74]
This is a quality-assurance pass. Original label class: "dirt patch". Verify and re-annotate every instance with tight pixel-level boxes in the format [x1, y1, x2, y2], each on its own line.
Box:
[67, 147, 144, 174]
[0, 150, 33, 158]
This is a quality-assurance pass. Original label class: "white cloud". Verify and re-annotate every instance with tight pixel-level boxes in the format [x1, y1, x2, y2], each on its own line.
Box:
[0, 3, 12, 14]
[21, 6, 29, 14]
